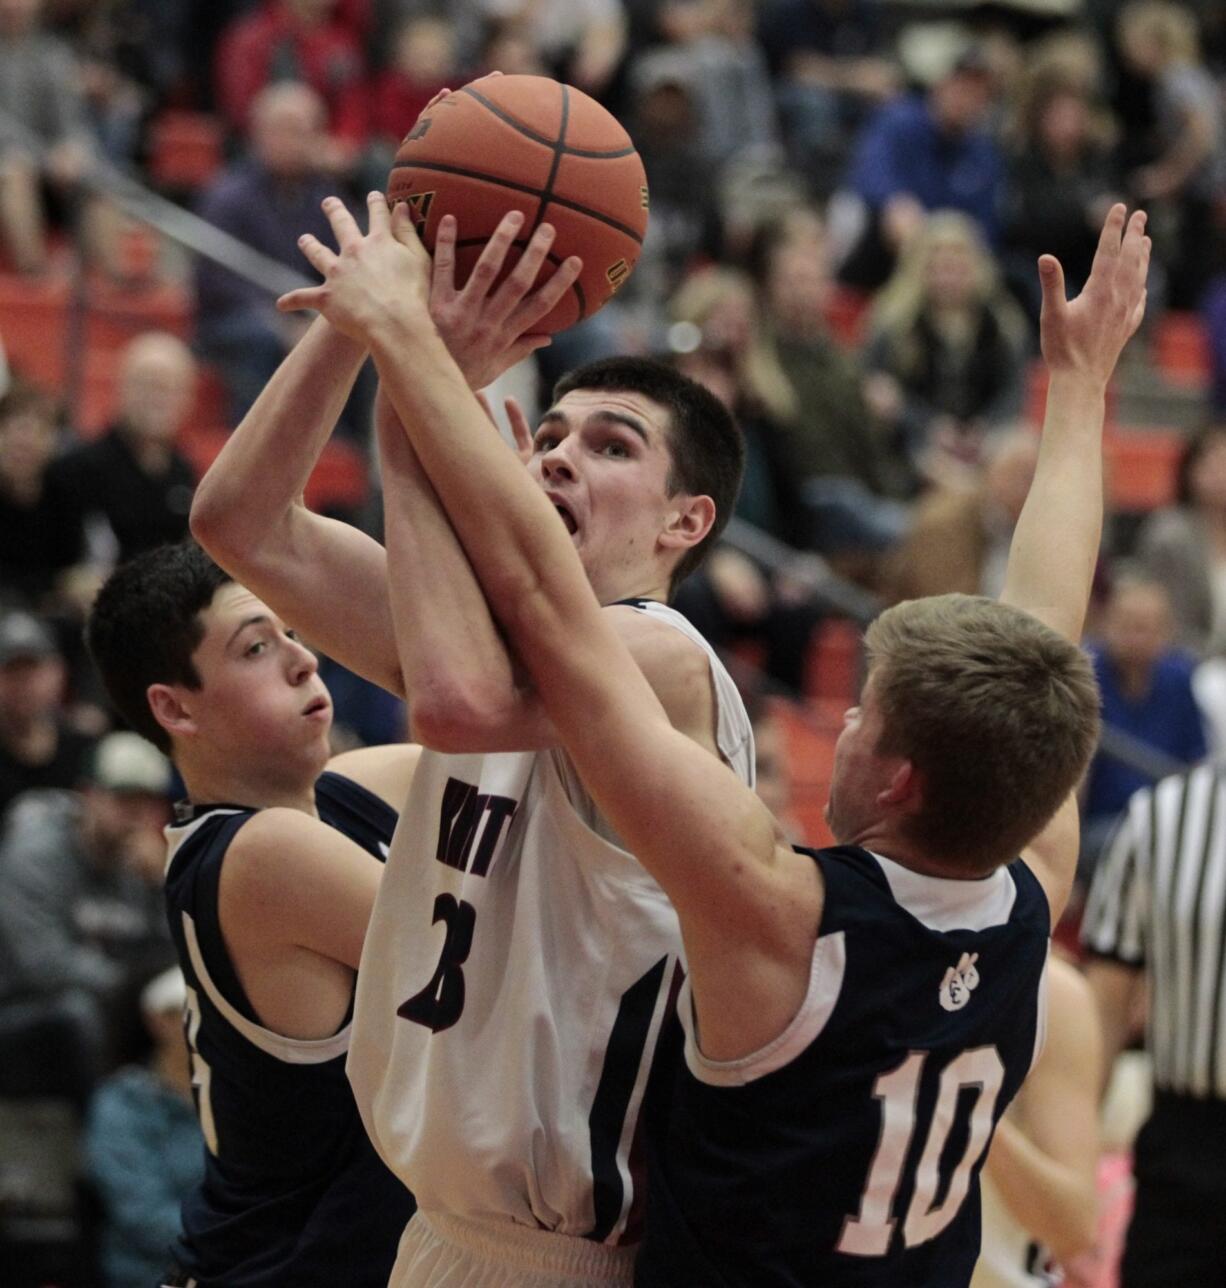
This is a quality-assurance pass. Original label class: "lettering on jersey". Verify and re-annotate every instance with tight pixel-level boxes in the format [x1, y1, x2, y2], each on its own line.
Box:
[436, 777, 518, 877]
[938, 952, 980, 1012]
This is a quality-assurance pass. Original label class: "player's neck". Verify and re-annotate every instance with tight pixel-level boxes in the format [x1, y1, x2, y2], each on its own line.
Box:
[840, 822, 974, 880]
[591, 567, 671, 608]
[176, 756, 320, 818]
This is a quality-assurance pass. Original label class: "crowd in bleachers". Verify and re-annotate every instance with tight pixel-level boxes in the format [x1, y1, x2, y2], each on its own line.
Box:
[1, 0, 1226, 1283]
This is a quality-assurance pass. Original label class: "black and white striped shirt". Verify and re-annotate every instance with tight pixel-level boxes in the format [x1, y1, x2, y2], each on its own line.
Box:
[1082, 761, 1226, 1099]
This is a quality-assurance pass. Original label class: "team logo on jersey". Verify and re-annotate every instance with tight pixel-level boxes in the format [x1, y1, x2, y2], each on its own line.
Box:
[938, 952, 980, 1011]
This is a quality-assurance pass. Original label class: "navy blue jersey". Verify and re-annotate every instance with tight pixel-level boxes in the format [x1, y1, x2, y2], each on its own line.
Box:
[163, 771, 414, 1287]
[638, 846, 1051, 1288]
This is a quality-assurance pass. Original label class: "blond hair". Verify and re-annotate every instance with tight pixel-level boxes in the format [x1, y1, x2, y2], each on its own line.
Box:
[865, 594, 1100, 873]
[1118, 1, 1200, 65]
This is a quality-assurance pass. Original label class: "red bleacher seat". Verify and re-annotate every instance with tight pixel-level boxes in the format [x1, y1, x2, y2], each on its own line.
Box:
[1106, 429, 1183, 512]
[0, 273, 71, 389]
[1153, 311, 1210, 385]
[804, 617, 861, 707]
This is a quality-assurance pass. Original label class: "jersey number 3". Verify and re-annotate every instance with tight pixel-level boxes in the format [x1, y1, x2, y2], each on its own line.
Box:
[838, 1046, 1004, 1256]
[398, 894, 476, 1033]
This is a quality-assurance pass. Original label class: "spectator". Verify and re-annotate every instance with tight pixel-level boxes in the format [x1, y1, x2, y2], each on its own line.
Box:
[366, 15, 458, 182]
[752, 205, 912, 541]
[1135, 422, 1226, 654]
[0, 732, 174, 1097]
[0, 607, 94, 816]
[756, 0, 898, 189]
[84, 965, 204, 1288]
[1116, 0, 1226, 308]
[0, 0, 93, 274]
[1000, 63, 1120, 325]
[0, 384, 80, 608]
[837, 41, 1004, 289]
[47, 332, 197, 566]
[214, 0, 370, 176]
[1082, 576, 1207, 872]
[863, 211, 1030, 484]
[1082, 758, 1226, 1288]
[194, 82, 366, 431]
[884, 428, 1039, 603]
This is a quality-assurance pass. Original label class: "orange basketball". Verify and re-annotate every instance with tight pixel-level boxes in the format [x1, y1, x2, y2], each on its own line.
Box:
[388, 74, 649, 334]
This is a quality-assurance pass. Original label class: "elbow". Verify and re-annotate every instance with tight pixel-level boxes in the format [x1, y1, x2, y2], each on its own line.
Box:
[189, 485, 232, 558]
[408, 684, 513, 753]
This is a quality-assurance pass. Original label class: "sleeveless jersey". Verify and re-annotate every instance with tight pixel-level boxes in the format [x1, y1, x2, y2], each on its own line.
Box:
[348, 601, 753, 1243]
[971, 1176, 1061, 1287]
[163, 771, 415, 1286]
[637, 846, 1051, 1287]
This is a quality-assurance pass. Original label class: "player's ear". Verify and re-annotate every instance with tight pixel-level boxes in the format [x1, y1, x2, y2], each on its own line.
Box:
[877, 760, 921, 812]
[147, 683, 197, 741]
[660, 493, 715, 552]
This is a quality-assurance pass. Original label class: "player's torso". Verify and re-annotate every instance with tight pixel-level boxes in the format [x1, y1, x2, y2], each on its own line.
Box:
[163, 772, 412, 1287]
[350, 602, 754, 1242]
[640, 846, 1051, 1287]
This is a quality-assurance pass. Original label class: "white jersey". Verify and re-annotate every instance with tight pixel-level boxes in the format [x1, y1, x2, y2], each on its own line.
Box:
[971, 1176, 1061, 1288]
[348, 602, 754, 1244]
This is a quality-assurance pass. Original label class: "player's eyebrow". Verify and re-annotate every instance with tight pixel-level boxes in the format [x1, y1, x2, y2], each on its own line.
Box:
[537, 407, 651, 444]
[227, 614, 273, 650]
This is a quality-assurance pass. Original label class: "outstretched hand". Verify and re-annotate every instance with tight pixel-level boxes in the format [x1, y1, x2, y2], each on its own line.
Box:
[279, 187, 584, 391]
[1039, 203, 1150, 386]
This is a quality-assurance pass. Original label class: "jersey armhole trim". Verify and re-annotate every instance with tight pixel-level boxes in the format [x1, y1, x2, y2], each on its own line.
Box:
[681, 930, 847, 1086]
[181, 912, 352, 1064]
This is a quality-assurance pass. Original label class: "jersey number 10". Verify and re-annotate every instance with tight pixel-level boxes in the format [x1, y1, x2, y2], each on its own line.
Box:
[838, 1046, 1004, 1256]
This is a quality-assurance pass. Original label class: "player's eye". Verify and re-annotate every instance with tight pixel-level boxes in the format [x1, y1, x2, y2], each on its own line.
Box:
[245, 640, 267, 657]
[285, 629, 300, 642]
[601, 440, 630, 458]
[533, 433, 559, 452]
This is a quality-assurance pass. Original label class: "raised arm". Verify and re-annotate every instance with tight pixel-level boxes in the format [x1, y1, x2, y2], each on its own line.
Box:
[191, 204, 571, 697]
[279, 195, 821, 1060]
[1001, 206, 1149, 920]
[1000, 204, 1149, 642]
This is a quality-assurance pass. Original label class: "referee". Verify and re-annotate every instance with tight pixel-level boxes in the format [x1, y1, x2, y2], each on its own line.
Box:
[1081, 759, 1226, 1286]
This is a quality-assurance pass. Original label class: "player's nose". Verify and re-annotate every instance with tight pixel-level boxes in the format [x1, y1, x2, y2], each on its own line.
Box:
[540, 443, 576, 480]
[287, 637, 319, 683]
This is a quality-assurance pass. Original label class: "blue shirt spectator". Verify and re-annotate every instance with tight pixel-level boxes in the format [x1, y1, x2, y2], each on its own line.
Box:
[1084, 579, 1208, 824]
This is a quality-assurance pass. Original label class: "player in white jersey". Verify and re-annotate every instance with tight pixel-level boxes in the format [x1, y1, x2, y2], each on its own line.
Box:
[202, 200, 752, 1280]
[971, 956, 1102, 1288]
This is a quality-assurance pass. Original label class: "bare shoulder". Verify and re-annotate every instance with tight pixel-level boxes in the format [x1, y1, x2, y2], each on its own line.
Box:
[326, 742, 421, 809]
[1046, 954, 1097, 1034]
[602, 604, 715, 745]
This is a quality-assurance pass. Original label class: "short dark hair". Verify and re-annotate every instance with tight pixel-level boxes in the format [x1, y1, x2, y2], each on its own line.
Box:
[553, 357, 745, 595]
[86, 542, 232, 753]
[865, 594, 1101, 874]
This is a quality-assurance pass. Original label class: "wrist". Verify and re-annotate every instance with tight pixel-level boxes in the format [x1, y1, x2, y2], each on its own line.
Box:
[367, 306, 439, 364]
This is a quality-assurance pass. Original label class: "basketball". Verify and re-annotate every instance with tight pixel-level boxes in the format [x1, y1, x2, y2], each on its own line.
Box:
[387, 74, 649, 334]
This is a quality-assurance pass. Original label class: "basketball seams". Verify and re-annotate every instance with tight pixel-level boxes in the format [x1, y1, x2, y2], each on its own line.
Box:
[458, 84, 636, 160]
[531, 84, 569, 239]
[393, 159, 645, 245]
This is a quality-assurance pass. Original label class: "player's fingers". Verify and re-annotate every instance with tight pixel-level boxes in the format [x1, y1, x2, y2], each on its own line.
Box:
[420, 87, 451, 114]
[295, 233, 338, 275]
[511, 255, 582, 334]
[1037, 254, 1066, 323]
[390, 201, 425, 253]
[1118, 210, 1148, 290]
[1128, 287, 1148, 337]
[276, 287, 326, 313]
[1087, 202, 1127, 280]
[505, 394, 537, 460]
[492, 222, 556, 313]
[474, 390, 497, 425]
[432, 213, 458, 295]
[367, 190, 392, 236]
[461, 210, 526, 302]
[322, 195, 362, 249]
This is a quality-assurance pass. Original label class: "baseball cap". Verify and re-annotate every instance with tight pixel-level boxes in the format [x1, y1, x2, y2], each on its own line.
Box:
[0, 610, 58, 665]
[89, 731, 172, 795]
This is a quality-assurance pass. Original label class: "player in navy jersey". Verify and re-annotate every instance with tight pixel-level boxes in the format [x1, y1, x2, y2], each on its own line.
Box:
[284, 196, 1149, 1285]
[86, 542, 418, 1286]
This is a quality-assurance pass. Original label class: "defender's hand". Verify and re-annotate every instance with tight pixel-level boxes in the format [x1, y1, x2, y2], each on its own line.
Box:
[430, 211, 582, 390]
[277, 191, 432, 341]
[1039, 204, 1150, 387]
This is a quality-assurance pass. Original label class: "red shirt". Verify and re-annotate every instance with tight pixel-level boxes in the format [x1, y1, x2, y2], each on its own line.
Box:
[370, 70, 450, 145]
[215, 1, 369, 144]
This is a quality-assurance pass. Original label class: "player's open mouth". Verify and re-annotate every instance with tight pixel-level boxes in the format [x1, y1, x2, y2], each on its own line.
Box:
[303, 697, 330, 718]
[554, 504, 578, 536]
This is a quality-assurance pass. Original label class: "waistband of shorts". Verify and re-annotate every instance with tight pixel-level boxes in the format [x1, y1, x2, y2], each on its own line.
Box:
[416, 1211, 638, 1279]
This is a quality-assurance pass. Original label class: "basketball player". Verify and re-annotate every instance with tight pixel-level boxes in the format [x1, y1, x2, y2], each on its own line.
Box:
[971, 955, 1101, 1286]
[281, 196, 1148, 1283]
[201, 194, 751, 1283]
[86, 541, 417, 1285]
